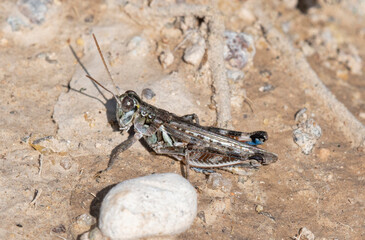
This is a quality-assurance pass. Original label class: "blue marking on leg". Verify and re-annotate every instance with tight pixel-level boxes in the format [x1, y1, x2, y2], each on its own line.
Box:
[246, 139, 263, 146]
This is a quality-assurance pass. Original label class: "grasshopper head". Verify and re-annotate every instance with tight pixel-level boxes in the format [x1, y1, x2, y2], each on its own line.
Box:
[116, 90, 141, 130]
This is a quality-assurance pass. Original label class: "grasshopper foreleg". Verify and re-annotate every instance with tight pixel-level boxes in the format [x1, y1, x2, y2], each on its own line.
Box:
[105, 132, 143, 171]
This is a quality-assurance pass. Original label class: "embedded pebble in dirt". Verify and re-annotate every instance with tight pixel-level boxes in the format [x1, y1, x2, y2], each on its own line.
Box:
[224, 30, 256, 69]
[183, 35, 206, 66]
[99, 173, 197, 240]
[80, 228, 106, 240]
[207, 173, 232, 193]
[293, 108, 322, 154]
[293, 227, 315, 240]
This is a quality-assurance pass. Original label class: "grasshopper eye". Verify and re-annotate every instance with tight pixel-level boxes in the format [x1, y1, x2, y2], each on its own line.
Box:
[121, 96, 135, 112]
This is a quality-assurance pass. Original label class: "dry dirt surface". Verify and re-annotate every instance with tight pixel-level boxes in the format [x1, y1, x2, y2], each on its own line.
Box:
[0, 0, 364, 239]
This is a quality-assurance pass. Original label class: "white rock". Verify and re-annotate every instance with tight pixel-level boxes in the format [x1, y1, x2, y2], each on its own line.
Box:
[226, 69, 244, 81]
[238, 8, 256, 24]
[183, 37, 206, 66]
[99, 173, 197, 240]
[282, 0, 298, 9]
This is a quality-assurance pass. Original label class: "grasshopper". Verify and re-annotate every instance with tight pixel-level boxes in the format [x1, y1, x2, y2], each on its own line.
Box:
[87, 34, 277, 178]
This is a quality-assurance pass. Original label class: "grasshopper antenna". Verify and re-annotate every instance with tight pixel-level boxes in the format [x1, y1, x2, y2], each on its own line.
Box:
[92, 33, 120, 96]
[85, 75, 119, 103]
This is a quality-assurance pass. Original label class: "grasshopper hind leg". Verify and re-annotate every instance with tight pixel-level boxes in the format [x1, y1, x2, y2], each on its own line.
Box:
[202, 127, 268, 146]
[191, 167, 215, 174]
[246, 131, 268, 145]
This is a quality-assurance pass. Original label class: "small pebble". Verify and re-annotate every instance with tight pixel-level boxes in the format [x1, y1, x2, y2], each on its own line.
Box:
[76, 38, 84, 46]
[84, 15, 94, 23]
[127, 36, 149, 57]
[259, 69, 272, 78]
[7, 17, 25, 31]
[207, 173, 232, 193]
[30, 135, 72, 154]
[255, 204, 264, 213]
[77, 213, 96, 227]
[183, 37, 206, 66]
[259, 83, 275, 92]
[52, 224, 66, 233]
[161, 26, 182, 41]
[282, 0, 298, 9]
[18, 0, 49, 24]
[99, 173, 197, 240]
[224, 31, 255, 69]
[80, 227, 106, 240]
[295, 227, 315, 240]
[197, 211, 206, 223]
[237, 8, 256, 24]
[159, 50, 174, 68]
[141, 88, 156, 100]
[226, 69, 244, 81]
[294, 108, 307, 122]
[359, 112, 365, 119]
[300, 41, 315, 56]
[293, 109, 322, 155]
[60, 157, 72, 170]
[337, 45, 363, 75]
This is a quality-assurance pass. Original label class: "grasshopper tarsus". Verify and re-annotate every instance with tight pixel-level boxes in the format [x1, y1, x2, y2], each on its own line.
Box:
[107, 132, 142, 170]
[181, 113, 200, 125]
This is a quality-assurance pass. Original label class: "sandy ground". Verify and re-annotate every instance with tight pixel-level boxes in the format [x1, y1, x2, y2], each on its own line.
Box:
[0, 0, 364, 239]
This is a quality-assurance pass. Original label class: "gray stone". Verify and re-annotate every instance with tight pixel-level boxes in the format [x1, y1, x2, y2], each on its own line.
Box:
[224, 31, 256, 69]
[17, 0, 49, 24]
[293, 109, 322, 155]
